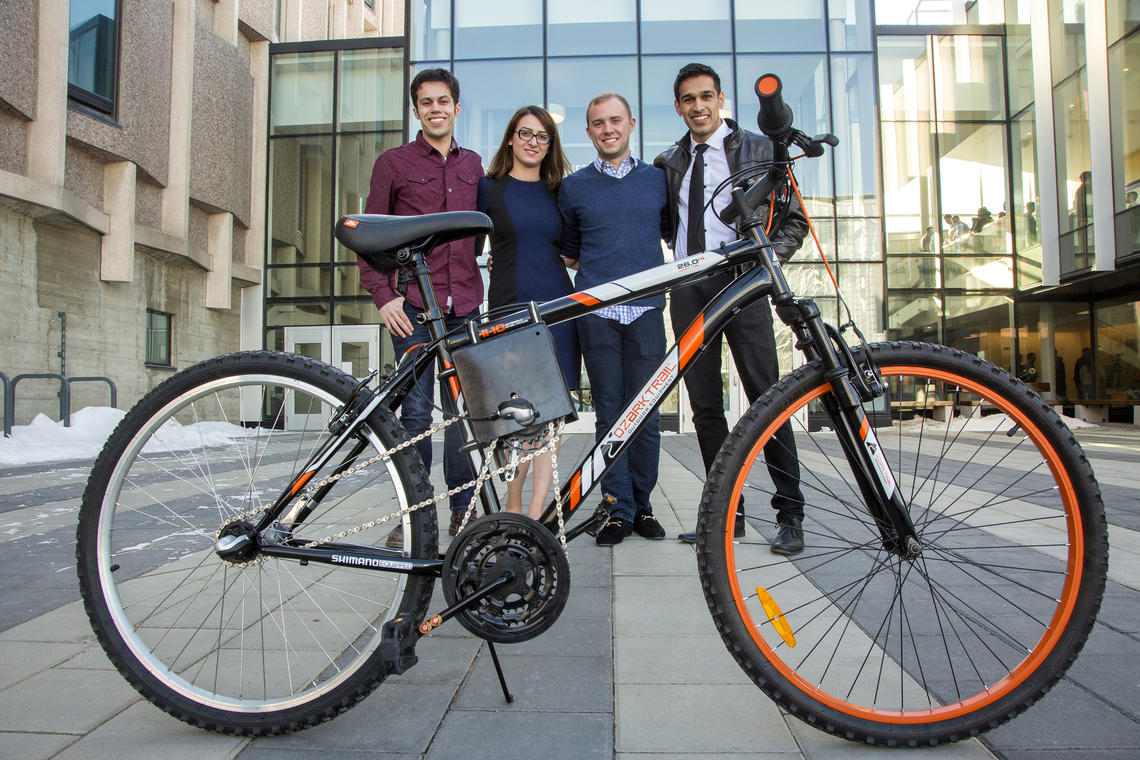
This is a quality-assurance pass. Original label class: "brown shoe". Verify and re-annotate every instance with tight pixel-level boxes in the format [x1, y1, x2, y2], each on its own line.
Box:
[384, 523, 404, 549]
[449, 510, 466, 537]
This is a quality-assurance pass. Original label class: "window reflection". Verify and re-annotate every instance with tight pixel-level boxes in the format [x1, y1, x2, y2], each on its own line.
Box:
[874, 0, 1004, 24]
[938, 123, 1009, 256]
[1054, 73, 1093, 236]
[837, 218, 883, 261]
[944, 295, 1013, 368]
[640, 0, 731, 54]
[737, 54, 832, 216]
[735, 2, 825, 52]
[338, 49, 404, 132]
[454, 0, 542, 59]
[271, 53, 335, 135]
[547, 57, 639, 167]
[410, 0, 450, 61]
[1011, 114, 1042, 286]
[932, 36, 1006, 121]
[839, 263, 885, 339]
[881, 121, 936, 255]
[641, 55, 732, 160]
[828, 0, 873, 52]
[888, 293, 941, 344]
[887, 256, 940, 289]
[453, 60, 543, 164]
[877, 37, 932, 121]
[1109, 30, 1140, 259]
[268, 136, 333, 264]
[68, 0, 118, 108]
[547, 0, 636, 55]
[832, 55, 879, 217]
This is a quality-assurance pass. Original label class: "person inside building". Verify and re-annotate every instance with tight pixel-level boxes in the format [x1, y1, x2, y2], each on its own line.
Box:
[477, 105, 579, 519]
[355, 68, 484, 548]
[557, 92, 670, 546]
[654, 63, 807, 555]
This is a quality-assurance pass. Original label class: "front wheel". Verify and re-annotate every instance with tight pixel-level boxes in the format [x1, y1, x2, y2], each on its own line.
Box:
[696, 341, 1108, 746]
[76, 351, 437, 734]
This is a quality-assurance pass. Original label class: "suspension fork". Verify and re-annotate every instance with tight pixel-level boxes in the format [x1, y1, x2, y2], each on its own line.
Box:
[746, 213, 920, 557]
[777, 298, 920, 556]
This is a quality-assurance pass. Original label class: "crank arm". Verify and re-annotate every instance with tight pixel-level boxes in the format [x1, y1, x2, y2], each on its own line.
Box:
[415, 571, 515, 636]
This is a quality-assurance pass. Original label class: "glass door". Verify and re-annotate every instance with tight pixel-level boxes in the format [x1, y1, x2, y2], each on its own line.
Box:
[284, 326, 332, 429]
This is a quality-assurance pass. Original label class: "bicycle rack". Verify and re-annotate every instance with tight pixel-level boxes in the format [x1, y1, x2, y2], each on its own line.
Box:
[0, 371, 9, 438]
[67, 376, 118, 412]
[2, 372, 118, 437]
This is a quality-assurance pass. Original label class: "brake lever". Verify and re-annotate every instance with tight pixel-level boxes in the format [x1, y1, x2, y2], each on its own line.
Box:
[792, 130, 839, 158]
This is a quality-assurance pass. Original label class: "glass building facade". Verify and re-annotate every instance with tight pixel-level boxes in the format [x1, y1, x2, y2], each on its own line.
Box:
[265, 1, 1140, 426]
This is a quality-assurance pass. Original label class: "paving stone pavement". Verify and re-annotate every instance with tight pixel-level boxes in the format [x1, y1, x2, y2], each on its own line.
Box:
[0, 427, 1137, 759]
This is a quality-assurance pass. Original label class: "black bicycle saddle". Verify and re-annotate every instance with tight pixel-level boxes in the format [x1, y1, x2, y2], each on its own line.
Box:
[336, 211, 492, 272]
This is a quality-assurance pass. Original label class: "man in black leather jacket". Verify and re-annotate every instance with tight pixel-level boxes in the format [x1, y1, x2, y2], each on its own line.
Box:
[654, 62, 807, 554]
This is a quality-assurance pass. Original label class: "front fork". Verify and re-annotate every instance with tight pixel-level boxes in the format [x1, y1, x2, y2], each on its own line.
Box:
[776, 298, 921, 559]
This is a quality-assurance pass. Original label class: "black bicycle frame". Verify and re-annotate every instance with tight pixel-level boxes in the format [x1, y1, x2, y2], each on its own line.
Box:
[257, 210, 920, 573]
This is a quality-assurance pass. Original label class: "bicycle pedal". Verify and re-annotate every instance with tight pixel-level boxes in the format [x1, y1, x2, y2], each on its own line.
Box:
[379, 616, 419, 676]
[585, 495, 617, 537]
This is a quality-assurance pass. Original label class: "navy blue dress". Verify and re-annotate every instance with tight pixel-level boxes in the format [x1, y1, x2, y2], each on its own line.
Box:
[478, 175, 580, 390]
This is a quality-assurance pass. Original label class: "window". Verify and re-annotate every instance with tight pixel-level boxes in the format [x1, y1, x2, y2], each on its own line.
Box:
[146, 311, 172, 367]
[68, 0, 120, 115]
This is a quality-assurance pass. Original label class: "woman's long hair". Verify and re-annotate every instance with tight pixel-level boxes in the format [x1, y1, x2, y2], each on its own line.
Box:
[485, 105, 571, 192]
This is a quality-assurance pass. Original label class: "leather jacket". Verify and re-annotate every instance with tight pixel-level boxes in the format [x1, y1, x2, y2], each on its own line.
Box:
[653, 119, 808, 264]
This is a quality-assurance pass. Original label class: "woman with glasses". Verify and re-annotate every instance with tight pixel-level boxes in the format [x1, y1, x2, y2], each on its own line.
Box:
[478, 105, 579, 519]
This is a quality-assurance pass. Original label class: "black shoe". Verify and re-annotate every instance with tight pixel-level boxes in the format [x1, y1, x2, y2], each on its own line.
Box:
[595, 518, 632, 546]
[384, 523, 404, 549]
[633, 513, 665, 540]
[678, 514, 744, 544]
[770, 517, 804, 555]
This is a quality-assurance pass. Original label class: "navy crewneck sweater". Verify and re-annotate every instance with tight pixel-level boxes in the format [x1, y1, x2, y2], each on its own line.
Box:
[556, 162, 668, 309]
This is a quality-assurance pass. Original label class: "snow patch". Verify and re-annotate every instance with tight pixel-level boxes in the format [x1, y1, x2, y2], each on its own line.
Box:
[0, 407, 265, 467]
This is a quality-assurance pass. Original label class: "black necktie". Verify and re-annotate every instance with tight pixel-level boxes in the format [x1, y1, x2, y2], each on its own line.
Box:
[687, 143, 710, 255]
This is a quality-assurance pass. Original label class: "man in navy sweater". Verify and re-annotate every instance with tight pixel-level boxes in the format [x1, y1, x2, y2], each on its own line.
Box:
[557, 93, 671, 546]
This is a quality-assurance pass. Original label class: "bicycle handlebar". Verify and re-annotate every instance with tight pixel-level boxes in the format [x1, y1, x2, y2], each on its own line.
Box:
[755, 74, 794, 142]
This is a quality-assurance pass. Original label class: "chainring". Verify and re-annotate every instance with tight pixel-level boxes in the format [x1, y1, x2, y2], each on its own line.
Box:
[441, 512, 571, 644]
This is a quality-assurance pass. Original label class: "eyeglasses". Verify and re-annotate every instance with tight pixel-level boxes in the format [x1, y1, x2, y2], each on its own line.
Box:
[515, 127, 551, 145]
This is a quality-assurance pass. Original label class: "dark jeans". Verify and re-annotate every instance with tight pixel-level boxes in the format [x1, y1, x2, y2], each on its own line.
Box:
[577, 310, 666, 523]
[390, 302, 476, 512]
[670, 273, 804, 521]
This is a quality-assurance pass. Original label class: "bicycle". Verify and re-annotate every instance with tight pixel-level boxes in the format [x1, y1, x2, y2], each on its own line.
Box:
[76, 74, 1108, 746]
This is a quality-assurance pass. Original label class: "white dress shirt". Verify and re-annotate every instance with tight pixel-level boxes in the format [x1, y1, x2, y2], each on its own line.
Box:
[675, 120, 736, 258]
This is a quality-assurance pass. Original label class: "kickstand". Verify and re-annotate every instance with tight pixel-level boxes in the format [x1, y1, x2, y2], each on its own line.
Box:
[486, 642, 514, 703]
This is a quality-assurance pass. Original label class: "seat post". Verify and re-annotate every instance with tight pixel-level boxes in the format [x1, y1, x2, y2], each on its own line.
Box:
[409, 249, 449, 341]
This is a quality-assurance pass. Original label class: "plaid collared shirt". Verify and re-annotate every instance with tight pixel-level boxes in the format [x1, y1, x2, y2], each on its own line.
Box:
[591, 155, 657, 325]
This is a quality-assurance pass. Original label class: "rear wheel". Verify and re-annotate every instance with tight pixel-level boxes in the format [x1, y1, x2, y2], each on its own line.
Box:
[77, 351, 437, 734]
[696, 342, 1108, 745]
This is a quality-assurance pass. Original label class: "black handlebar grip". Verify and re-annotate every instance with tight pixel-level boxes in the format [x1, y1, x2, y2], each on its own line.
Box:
[754, 74, 794, 142]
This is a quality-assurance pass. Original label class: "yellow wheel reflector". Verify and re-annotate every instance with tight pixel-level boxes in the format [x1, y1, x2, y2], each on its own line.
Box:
[756, 586, 796, 648]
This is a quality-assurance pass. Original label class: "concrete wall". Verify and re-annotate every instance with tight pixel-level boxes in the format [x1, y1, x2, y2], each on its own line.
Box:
[0, 0, 37, 119]
[0, 206, 242, 425]
[191, 3, 253, 225]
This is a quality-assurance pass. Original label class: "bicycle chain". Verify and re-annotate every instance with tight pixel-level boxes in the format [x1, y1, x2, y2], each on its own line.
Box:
[215, 415, 567, 566]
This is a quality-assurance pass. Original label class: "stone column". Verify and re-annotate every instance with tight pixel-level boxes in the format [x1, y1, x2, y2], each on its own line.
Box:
[26, 0, 68, 187]
[100, 161, 137, 282]
[206, 212, 233, 309]
[161, 0, 195, 238]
